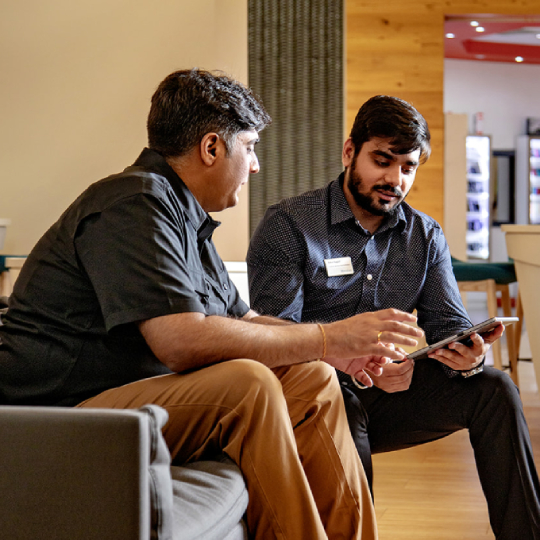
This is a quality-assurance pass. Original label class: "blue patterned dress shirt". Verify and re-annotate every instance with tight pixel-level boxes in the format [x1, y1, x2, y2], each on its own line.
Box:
[247, 174, 472, 374]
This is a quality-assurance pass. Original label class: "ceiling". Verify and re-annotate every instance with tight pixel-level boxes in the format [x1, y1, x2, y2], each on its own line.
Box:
[445, 14, 540, 65]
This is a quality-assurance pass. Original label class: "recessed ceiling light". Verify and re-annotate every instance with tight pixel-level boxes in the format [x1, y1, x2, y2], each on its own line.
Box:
[515, 56, 524, 63]
[446, 33, 455, 39]
[536, 34, 540, 40]
[476, 27, 485, 33]
[470, 21, 479, 27]
[475, 54, 486, 59]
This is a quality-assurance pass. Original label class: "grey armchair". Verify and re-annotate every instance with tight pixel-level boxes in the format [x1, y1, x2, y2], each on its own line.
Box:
[0, 405, 248, 540]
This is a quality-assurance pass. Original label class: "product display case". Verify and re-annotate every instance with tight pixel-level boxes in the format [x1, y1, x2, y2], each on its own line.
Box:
[516, 135, 540, 225]
[466, 135, 491, 259]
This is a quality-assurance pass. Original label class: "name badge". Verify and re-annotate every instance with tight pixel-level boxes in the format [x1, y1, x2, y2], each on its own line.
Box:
[324, 257, 354, 277]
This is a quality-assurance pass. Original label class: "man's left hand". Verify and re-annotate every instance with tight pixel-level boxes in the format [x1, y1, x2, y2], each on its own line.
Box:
[367, 357, 415, 392]
[428, 322, 505, 371]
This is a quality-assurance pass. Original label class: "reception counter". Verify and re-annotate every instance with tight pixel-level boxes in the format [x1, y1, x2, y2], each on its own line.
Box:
[502, 225, 540, 390]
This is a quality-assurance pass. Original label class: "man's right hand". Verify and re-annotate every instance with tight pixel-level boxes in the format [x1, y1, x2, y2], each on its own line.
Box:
[324, 308, 423, 362]
[320, 309, 422, 386]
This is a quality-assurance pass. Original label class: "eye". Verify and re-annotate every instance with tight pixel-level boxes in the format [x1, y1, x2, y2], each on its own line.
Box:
[375, 159, 389, 168]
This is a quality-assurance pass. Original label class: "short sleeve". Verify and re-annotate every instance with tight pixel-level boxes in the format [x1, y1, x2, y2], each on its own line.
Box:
[75, 193, 207, 331]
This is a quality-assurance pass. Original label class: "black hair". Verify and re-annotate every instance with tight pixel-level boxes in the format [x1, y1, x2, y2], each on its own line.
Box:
[147, 68, 271, 157]
[349, 95, 431, 164]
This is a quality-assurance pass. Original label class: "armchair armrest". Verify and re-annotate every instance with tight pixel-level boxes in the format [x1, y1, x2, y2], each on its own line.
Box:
[0, 405, 173, 540]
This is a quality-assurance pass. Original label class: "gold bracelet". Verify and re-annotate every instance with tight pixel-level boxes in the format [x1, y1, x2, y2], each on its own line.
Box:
[317, 323, 327, 359]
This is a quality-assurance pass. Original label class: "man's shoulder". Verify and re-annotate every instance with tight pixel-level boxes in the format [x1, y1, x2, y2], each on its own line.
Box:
[68, 166, 175, 223]
[252, 183, 332, 248]
[91, 168, 171, 202]
[52, 163, 179, 242]
[400, 202, 443, 234]
[271, 183, 330, 216]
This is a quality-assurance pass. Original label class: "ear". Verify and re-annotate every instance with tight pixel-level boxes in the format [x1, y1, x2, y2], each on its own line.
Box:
[199, 133, 223, 166]
[342, 138, 356, 168]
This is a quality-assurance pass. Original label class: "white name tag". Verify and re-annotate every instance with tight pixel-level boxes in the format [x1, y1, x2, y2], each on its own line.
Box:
[324, 257, 354, 277]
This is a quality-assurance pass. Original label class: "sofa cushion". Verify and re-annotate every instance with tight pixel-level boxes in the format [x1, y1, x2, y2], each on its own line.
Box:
[170, 457, 248, 540]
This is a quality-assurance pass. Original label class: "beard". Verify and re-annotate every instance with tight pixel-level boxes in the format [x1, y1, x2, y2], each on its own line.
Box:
[346, 159, 408, 217]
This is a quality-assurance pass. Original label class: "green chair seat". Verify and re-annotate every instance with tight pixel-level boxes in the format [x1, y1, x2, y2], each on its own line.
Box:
[450, 257, 517, 285]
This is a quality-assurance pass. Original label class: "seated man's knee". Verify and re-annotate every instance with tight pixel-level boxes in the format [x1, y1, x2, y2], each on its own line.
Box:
[285, 360, 341, 398]
[226, 358, 284, 398]
[305, 360, 338, 386]
[479, 367, 521, 407]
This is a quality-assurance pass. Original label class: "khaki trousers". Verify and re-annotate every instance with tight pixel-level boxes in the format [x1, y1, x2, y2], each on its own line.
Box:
[78, 359, 376, 540]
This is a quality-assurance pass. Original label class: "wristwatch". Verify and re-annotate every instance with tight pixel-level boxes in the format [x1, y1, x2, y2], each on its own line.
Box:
[461, 362, 484, 378]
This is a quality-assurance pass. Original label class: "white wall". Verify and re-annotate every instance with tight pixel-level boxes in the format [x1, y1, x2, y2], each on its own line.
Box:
[444, 59, 540, 149]
[0, 0, 249, 261]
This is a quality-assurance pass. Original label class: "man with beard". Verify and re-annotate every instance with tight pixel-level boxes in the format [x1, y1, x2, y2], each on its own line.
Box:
[247, 95, 540, 539]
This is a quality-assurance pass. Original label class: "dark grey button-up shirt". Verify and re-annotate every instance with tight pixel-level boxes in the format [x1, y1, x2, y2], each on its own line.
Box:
[0, 148, 249, 406]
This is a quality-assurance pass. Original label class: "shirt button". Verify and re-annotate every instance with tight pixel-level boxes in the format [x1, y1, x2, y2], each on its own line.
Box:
[366, 274, 373, 280]
[223, 283, 228, 290]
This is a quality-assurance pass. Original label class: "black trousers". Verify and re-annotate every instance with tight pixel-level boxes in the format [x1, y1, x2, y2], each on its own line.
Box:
[340, 360, 540, 540]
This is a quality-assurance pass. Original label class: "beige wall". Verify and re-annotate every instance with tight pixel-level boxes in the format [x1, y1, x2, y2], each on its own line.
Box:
[0, 0, 249, 261]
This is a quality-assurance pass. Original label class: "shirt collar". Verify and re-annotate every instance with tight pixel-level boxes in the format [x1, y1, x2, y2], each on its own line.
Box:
[329, 173, 406, 234]
[130, 148, 220, 241]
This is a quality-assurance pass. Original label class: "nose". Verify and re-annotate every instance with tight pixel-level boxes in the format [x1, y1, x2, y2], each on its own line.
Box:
[384, 165, 401, 187]
[250, 153, 260, 174]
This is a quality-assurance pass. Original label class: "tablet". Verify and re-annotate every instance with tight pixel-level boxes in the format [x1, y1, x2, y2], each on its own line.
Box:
[407, 316, 519, 361]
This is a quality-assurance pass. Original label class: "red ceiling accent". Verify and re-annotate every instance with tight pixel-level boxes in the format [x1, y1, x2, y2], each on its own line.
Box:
[445, 14, 540, 65]
[463, 40, 540, 60]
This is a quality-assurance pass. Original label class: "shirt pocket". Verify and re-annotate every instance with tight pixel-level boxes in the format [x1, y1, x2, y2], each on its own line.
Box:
[189, 271, 211, 312]
[191, 269, 229, 317]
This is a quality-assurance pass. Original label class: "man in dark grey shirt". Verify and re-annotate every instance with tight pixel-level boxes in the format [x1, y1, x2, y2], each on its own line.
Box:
[0, 147, 248, 406]
[248, 95, 540, 539]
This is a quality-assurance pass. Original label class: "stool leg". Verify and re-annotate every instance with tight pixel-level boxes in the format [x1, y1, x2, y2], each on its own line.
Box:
[515, 290, 523, 361]
[486, 280, 502, 370]
[498, 284, 518, 386]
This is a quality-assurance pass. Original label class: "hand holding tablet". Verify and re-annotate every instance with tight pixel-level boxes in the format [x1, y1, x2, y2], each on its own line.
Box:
[407, 316, 518, 361]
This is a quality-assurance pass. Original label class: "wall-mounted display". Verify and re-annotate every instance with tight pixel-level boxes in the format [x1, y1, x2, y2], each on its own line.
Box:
[516, 135, 540, 225]
[466, 135, 491, 259]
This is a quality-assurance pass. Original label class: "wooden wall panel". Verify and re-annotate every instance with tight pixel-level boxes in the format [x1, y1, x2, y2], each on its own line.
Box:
[346, 0, 540, 226]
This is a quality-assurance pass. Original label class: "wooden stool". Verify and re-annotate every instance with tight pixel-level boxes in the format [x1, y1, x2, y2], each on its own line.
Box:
[451, 257, 521, 386]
